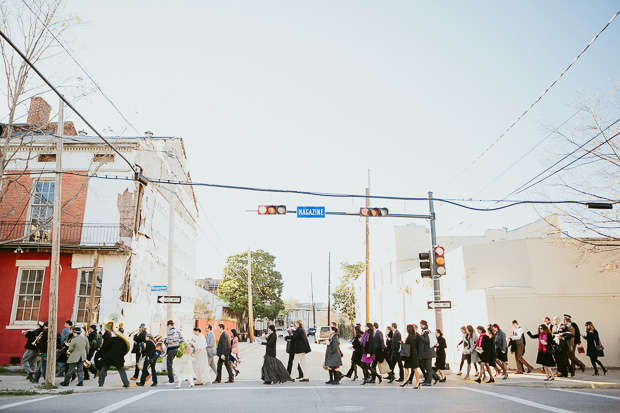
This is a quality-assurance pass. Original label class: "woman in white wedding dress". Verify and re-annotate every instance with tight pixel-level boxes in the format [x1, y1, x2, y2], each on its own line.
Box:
[191, 327, 212, 385]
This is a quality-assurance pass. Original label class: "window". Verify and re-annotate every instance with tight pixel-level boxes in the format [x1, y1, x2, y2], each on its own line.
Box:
[30, 181, 55, 229]
[93, 154, 114, 163]
[74, 269, 103, 324]
[12, 269, 45, 323]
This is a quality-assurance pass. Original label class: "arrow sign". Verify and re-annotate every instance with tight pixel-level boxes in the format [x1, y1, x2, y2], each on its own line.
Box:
[427, 300, 451, 309]
[157, 295, 181, 304]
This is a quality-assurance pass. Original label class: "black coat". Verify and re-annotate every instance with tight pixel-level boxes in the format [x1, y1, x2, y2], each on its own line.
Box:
[373, 330, 385, 362]
[391, 329, 402, 354]
[100, 336, 127, 367]
[585, 330, 604, 358]
[217, 331, 231, 357]
[286, 327, 311, 354]
[24, 327, 43, 350]
[572, 323, 582, 345]
[262, 332, 277, 358]
[351, 333, 363, 364]
[479, 334, 494, 364]
[418, 329, 437, 359]
[362, 331, 375, 356]
[132, 330, 146, 354]
[405, 333, 419, 360]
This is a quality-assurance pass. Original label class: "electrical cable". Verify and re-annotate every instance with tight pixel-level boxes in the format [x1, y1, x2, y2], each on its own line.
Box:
[445, 8, 620, 188]
[19, 0, 142, 137]
[0, 29, 137, 173]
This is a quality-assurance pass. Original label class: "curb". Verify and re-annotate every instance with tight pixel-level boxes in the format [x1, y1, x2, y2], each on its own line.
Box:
[494, 381, 620, 390]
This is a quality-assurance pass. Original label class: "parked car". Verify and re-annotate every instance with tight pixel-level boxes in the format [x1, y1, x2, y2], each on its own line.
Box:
[315, 326, 331, 344]
[307, 327, 316, 336]
[276, 327, 285, 337]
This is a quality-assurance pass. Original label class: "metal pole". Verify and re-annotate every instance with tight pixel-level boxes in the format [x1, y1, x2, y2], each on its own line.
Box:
[45, 97, 64, 385]
[167, 187, 175, 323]
[327, 252, 331, 325]
[247, 248, 254, 343]
[365, 188, 370, 324]
[310, 271, 316, 327]
[428, 191, 443, 331]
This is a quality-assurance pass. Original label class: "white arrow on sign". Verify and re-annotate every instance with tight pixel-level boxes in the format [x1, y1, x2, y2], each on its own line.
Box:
[427, 301, 451, 309]
[157, 295, 182, 304]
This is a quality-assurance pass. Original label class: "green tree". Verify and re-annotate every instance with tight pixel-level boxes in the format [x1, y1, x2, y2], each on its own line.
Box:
[332, 261, 364, 323]
[218, 250, 285, 321]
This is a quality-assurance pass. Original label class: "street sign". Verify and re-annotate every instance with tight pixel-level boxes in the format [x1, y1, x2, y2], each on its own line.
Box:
[157, 295, 181, 304]
[427, 300, 451, 309]
[151, 285, 167, 292]
[297, 206, 325, 218]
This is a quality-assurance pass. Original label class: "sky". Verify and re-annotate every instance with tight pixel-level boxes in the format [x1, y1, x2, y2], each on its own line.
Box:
[3, 1, 620, 303]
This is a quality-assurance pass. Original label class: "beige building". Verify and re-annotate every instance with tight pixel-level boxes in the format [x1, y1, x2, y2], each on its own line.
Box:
[356, 217, 620, 368]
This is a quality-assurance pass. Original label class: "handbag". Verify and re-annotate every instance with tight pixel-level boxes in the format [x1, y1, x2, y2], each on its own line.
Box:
[577, 345, 585, 354]
[378, 359, 391, 374]
[596, 343, 604, 352]
[399, 343, 410, 358]
[475, 346, 484, 354]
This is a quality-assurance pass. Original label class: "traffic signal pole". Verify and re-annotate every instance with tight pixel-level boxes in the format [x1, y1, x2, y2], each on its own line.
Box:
[365, 188, 370, 324]
[428, 191, 443, 331]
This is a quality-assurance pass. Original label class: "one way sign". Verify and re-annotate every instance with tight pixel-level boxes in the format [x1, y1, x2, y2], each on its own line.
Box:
[157, 295, 182, 304]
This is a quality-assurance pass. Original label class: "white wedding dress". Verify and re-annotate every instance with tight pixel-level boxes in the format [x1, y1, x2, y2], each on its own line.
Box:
[192, 333, 213, 385]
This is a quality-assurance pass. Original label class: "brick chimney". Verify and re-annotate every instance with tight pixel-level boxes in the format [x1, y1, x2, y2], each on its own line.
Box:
[27, 97, 52, 127]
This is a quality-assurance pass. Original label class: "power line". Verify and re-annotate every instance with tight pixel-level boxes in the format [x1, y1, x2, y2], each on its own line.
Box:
[4, 170, 614, 212]
[0, 29, 137, 174]
[445, 8, 620, 188]
[19, 0, 141, 137]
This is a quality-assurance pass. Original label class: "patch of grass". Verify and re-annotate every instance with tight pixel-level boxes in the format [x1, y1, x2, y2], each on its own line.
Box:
[0, 389, 38, 396]
[156, 370, 167, 375]
[59, 390, 73, 395]
[36, 383, 57, 390]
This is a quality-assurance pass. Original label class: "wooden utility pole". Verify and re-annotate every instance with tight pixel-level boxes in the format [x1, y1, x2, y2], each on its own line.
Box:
[365, 187, 370, 324]
[45, 97, 63, 385]
[167, 187, 175, 323]
[247, 248, 254, 343]
[327, 252, 331, 325]
[88, 251, 100, 325]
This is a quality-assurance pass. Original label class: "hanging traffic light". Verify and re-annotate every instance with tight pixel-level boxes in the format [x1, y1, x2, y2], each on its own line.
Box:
[360, 207, 389, 217]
[434, 246, 446, 276]
[419, 251, 432, 278]
[258, 205, 287, 215]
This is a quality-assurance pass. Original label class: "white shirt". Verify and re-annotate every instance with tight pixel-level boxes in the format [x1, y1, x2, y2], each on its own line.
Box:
[194, 333, 207, 350]
[510, 326, 524, 341]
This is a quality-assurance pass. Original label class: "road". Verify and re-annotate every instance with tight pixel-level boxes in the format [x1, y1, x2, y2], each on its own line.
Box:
[1, 337, 618, 412]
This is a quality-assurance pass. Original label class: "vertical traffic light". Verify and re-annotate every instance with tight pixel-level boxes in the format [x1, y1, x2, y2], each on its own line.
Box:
[419, 251, 432, 278]
[434, 246, 446, 276]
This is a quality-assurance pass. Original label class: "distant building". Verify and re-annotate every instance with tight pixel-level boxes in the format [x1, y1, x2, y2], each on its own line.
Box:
[196, 277, 220, 293]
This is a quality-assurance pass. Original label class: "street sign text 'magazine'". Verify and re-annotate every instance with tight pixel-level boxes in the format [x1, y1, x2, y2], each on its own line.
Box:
[297, 206, 325, 218]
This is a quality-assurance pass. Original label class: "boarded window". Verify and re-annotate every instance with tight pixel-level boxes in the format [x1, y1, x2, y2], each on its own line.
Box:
[93, 154, 115, 163]
[37, 154, 56, 162]
[74, 269, 103, 324]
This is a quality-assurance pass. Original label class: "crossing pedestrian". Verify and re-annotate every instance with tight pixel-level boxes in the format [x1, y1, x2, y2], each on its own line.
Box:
[60, 326, 89, 387]
[213, 324, 234, 383]
[165, 320, 184, 384]
[261, 325, 293, 384]
[465, 325, 479, 379]
[509, 320, 533, 374]
[137, 334, 160, 387]
[552, 316, 573, 377]
[419, 320, 441, 386]
[205, 324, 218, 374]
[564, 315, 586, 374]
[360, 323, 377, 384]
[492, 324, 508, 380]
[30, 322, 48, 384]
[390, 323, 404, 382]
[324, 326, 343, 385]
[97, 331, 130, 388]
[21, 322, 43, 380]
[474, 326, 494, 384]
[433, 329, 447, 383]
[583, 321, 607, 376]
[230, 329, 240, 377]
[344, 324, 363, 381]
[129, 323, 147, 381]
[191, 327, 212, 385]
[527, 324, 555, 381]
[285, 320, 311, 382]
[400, 324, 420, 389]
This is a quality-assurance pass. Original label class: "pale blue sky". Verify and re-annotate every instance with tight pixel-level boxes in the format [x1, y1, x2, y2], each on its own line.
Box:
[9, 1, 620, 301]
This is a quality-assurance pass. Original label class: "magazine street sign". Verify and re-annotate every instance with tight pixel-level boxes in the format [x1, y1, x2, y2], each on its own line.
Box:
[427, 301, 451, 310]
[157, 295, 181, 304]
[297, 206, 325, 218]
[151, 285, 167, 292]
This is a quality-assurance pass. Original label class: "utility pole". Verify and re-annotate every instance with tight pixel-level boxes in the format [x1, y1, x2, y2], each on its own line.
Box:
[428, 191, 443, 331]
[88, 251, 100, 325]
[247, 248, 254, 343]
[365, 187, 370, 324]
[46, 97, 64, 385]
[310, 271, 316, 327]
[327, 252, 331, 325]
[167, 186, 175, 323]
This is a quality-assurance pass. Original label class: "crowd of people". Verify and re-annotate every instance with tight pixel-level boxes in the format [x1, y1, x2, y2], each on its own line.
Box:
[21, 313, 607, 389]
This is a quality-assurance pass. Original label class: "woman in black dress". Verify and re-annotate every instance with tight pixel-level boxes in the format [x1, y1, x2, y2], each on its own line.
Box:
[583, 321, 607, 376]
[261, 325, 293, 384]
[527, 324, 556, 381]
[400, 324, 420, 389]
[474, 326, 495, 383]
[344, 325, 363, 381]
[433, 329, 447, 383]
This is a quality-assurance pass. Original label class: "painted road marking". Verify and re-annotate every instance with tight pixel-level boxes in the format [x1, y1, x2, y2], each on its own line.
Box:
[91, 389, 158, 413]
[0, 395, 58, 411]
[552, 388, 620, 401]
[463, 388, 575, 413]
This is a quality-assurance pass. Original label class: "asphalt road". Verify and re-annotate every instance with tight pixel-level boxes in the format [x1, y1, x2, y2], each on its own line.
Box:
[1, 337, 618, 412]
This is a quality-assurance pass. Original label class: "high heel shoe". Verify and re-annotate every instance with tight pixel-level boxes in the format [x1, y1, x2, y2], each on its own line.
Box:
[235, 370, 239, 377]
[474, 378, 481, 383]
[352, 375, 358, 381]
[439, 377, 446, 383]
[486, 378, 495, 383]
[593, 372, 599, 376]
[377, 376, 382, 384]
[399, 382, 407, 388]
[413, 384, 420, 389]
[603, 367, 608, 375]
[361, 379, 368, 385]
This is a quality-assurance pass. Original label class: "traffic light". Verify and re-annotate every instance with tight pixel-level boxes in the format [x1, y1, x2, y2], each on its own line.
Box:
[434, 246, 446, 276]
[360, 207, 389, 217]
[258, 205, 287, 215]
[419, 251, 432, 278]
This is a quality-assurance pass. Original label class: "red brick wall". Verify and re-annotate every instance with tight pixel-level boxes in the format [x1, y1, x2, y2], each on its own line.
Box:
[0, 251, 79, 365]
[0, 172, 90, 226]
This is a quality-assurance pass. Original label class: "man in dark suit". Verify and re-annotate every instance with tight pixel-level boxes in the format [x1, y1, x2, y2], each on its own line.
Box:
[213, 324, 234, 383]
[390, 323, 404, 382]
[419, 320, 441, 386]
[97, 333, 129, 388]
[371, 322, 386, 382]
